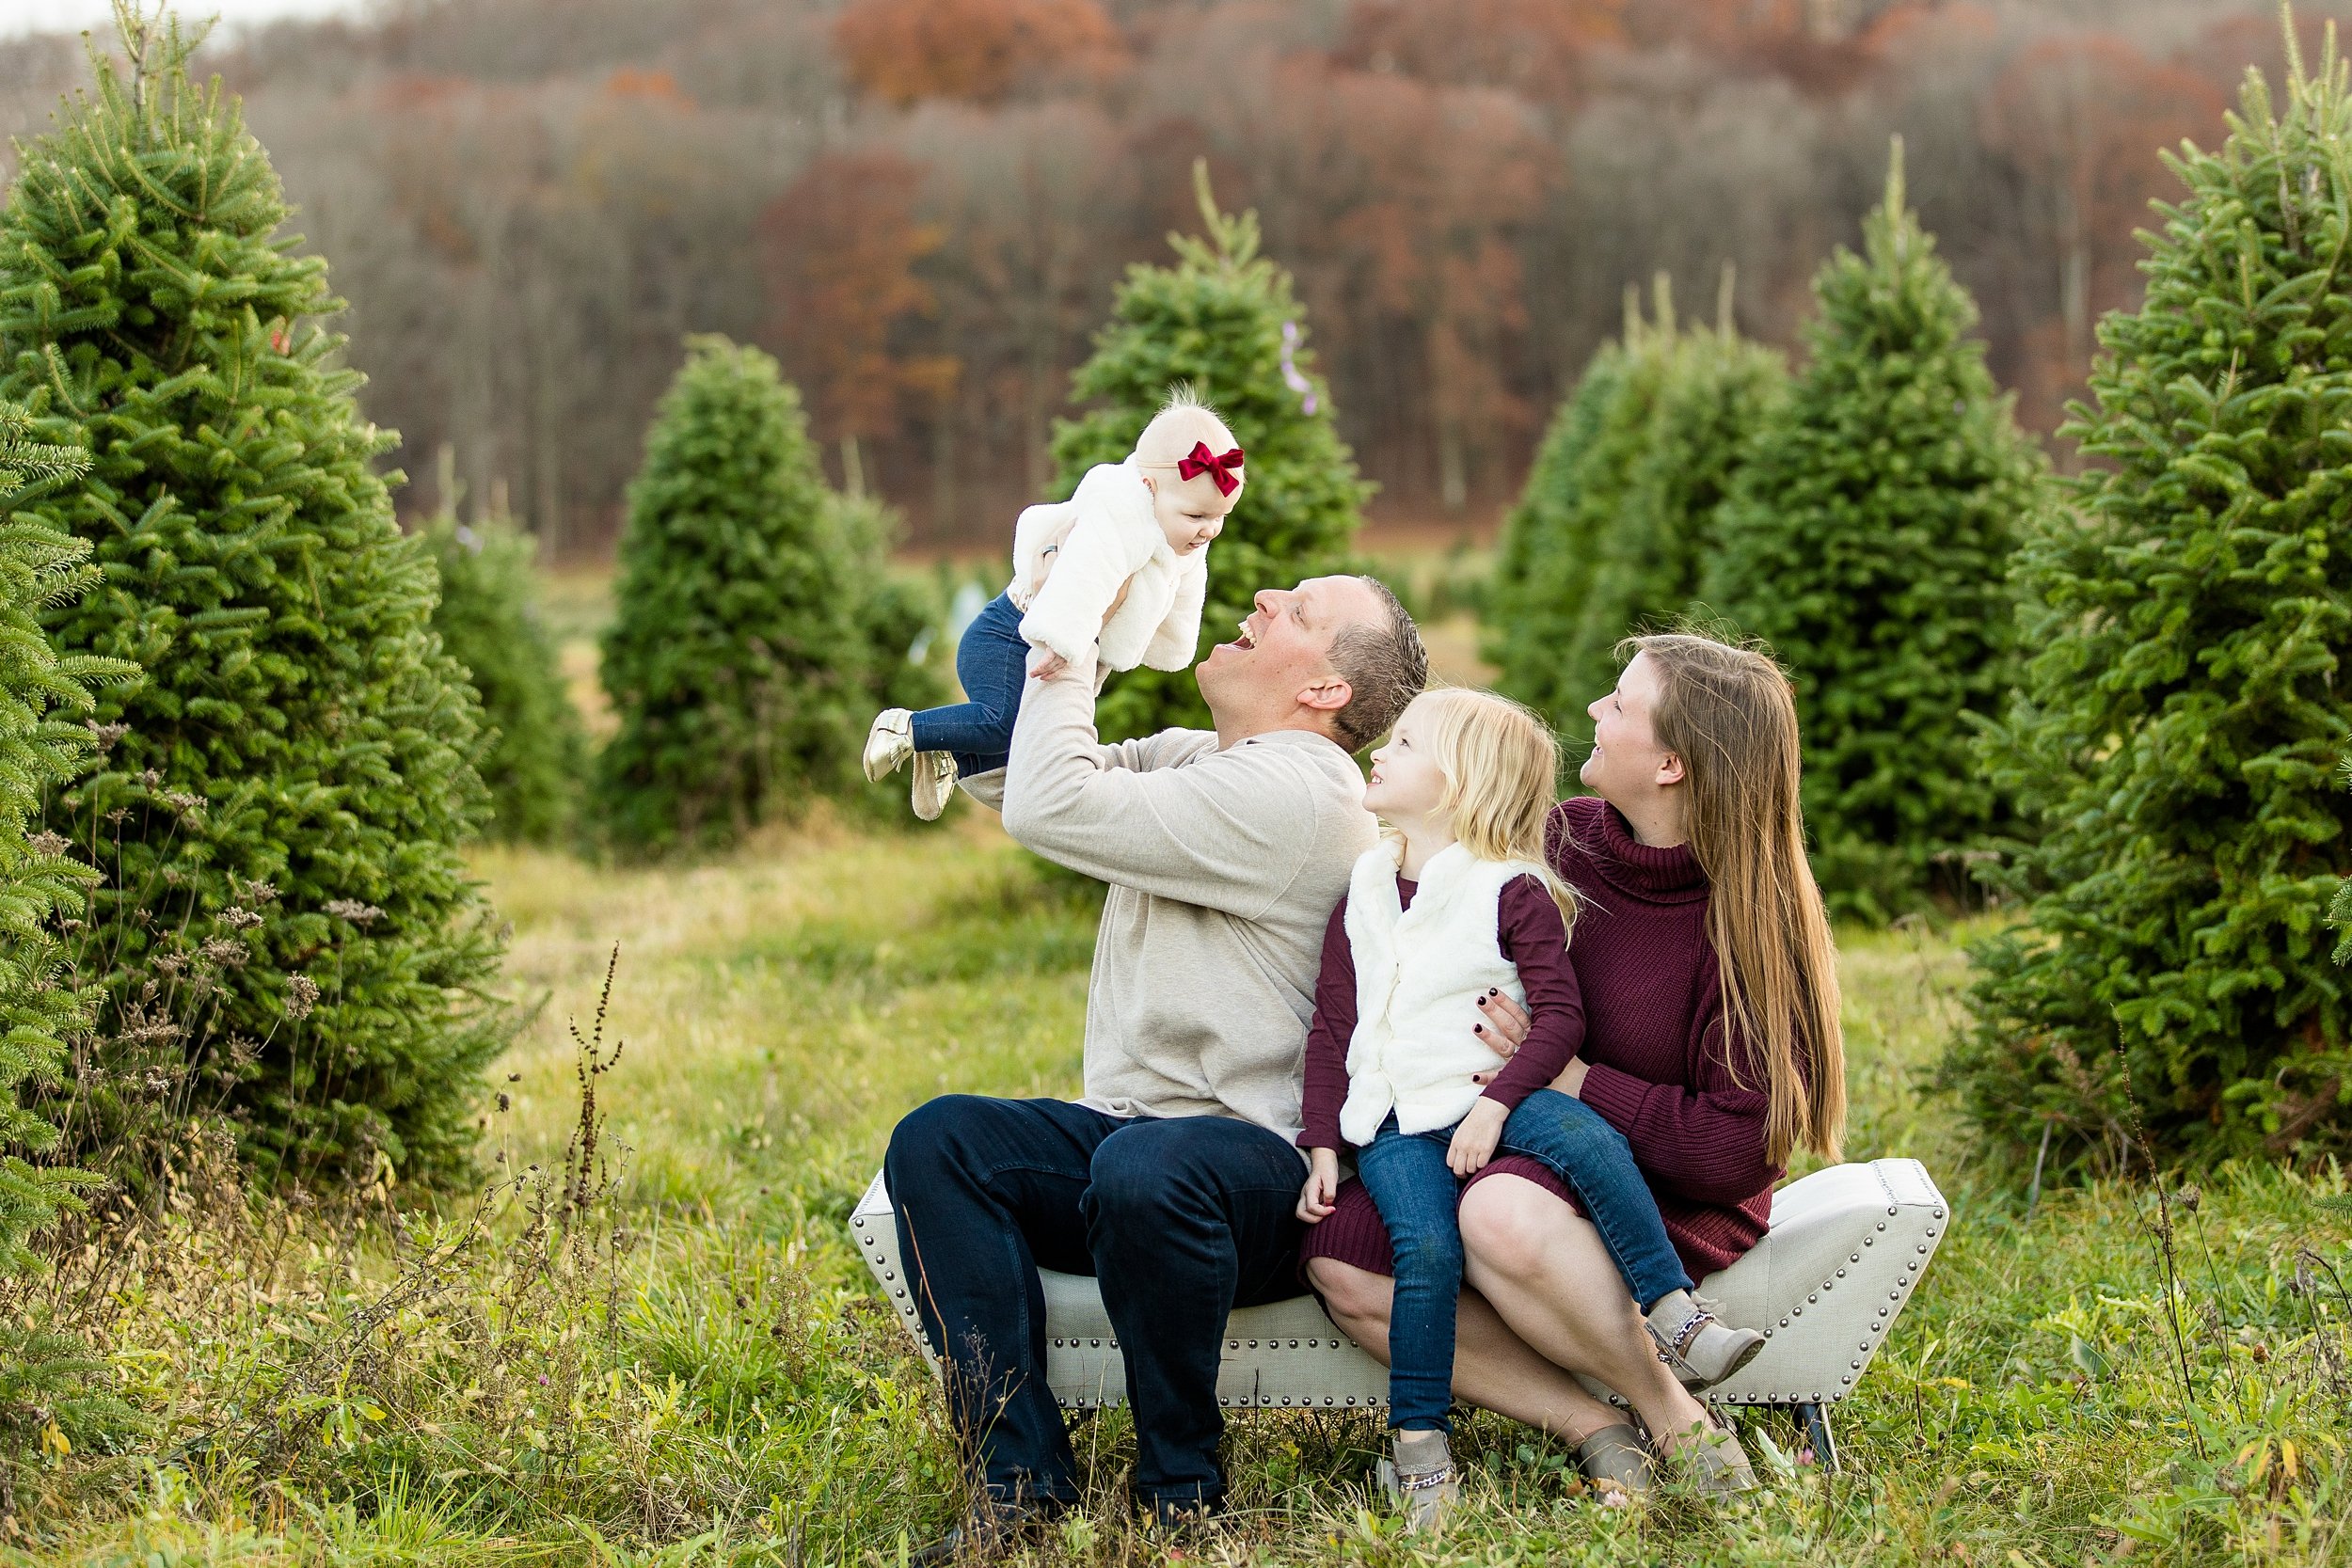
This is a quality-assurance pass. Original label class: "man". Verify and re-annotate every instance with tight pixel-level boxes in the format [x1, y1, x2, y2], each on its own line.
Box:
[884, 574, 1427, 1538]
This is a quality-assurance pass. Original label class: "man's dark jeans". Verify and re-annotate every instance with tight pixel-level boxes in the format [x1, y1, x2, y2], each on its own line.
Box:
[883, 1095, 1308, 1513]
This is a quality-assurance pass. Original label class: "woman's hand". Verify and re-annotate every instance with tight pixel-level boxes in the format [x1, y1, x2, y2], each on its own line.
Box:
[1297, 1147, 1342, 1224]
[1027, 646, 1069, 681]
[1469, 990, 1532, 1085]
[1448, 1098, 1508, 1177]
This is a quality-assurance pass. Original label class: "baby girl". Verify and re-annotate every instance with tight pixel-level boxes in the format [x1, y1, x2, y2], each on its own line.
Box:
[864, 388, 1245, 818]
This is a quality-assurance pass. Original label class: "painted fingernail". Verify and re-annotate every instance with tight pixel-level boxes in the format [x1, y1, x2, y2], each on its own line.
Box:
[1474, 1023, 1485, 1033]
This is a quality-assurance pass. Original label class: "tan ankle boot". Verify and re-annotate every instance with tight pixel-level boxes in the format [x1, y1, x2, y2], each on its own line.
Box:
[1376, 1428, 1457, 1531]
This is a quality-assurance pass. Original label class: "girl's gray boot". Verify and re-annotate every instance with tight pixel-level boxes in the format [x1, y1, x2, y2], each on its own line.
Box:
[1375, 1428, 1457, 1531]
[1645, 1288, 1766, 1388]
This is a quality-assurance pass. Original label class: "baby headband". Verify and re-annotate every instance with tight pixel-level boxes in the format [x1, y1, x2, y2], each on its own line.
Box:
[1176, 441, 1246, 496]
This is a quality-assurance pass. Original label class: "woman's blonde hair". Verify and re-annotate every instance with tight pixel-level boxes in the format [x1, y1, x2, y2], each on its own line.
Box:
[1391, 687, 1576, 929]
[1623, 632, 1846, 1165]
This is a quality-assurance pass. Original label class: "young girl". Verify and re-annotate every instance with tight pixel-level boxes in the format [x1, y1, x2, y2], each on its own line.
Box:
[1295, 689, 1763, 1526]
[862, 388, 1245, 818]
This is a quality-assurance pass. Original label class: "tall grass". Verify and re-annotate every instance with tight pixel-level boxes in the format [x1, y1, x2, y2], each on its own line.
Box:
[5, 819, 2347, 1565]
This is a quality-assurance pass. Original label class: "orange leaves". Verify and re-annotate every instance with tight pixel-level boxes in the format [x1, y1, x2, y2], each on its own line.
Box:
[833, 0, 1126, 109]
[602, 67, 688, 104]
[761, 149, 958, 447]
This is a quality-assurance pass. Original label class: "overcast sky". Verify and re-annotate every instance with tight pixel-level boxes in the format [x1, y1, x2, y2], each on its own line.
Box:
[0, 0, 359, 39]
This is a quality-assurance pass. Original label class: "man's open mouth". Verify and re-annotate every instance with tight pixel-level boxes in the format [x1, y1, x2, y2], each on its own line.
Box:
[1232, 619, 1257, 650]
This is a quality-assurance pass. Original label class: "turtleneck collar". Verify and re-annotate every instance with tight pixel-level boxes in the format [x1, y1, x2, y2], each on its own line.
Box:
[1579, 797, 1708, 902]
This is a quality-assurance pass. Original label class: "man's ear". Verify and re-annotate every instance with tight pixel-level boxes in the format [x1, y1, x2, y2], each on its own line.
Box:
[1297, 675, 1353, 717]
[1656, 750, 1687, 788]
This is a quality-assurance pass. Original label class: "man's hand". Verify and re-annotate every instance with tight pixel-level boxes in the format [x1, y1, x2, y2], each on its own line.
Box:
[1469, 989, 1532, 1085]
[1027, 645, 1069, 681]
[1448, 1098, 1508, 1178]
[1297, 1147, 1342, 1224]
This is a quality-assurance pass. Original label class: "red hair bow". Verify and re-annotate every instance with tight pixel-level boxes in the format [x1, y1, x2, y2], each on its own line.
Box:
[1176, 441, 1246, 496]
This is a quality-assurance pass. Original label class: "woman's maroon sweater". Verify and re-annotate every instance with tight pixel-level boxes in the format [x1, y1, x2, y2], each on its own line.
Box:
[1299, 795, 1786, 1278]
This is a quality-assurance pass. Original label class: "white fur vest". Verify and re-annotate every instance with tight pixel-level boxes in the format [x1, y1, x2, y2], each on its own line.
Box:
[1338, 841, 1548, 1146]
[1006, 459, 1208, 674]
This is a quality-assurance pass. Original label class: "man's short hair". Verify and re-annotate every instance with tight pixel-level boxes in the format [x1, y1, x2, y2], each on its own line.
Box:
[1329, 576, 1427, 752]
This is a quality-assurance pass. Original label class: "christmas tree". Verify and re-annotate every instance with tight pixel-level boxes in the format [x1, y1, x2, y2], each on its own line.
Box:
[1486, 327, 1641, 738]
[423, 504, 585, 845]
[0, 403, 135, 1457]
[1706, 143, 2045, 922]
[1489, 278, 1783, 745]
[0, 8, 508, 1185]
[1950, 37, 2352, 1168]
[1573, 276, 1784, 746]
[0, 404, 127, 1275]
[596, 336, 940, 850]
[1052, 163, 1369, 741]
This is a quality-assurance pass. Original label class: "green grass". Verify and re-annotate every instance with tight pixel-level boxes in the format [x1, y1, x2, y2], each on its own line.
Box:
[8, 819, 2350, 1565]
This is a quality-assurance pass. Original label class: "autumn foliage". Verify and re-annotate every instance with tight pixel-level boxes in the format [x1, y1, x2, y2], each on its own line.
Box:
[833, 0, 1124, 107]
[761, 149, 958, 497]
[134, 0, 2284, 550]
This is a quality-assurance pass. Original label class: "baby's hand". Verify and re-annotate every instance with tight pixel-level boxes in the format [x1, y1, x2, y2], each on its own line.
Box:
[1448, 1098, 1508, 1178]
[1296, 1148, 1342, 1224]
[1027, 646, 1069, 681]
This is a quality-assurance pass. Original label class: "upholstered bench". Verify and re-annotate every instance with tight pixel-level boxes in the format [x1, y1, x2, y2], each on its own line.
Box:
[849, 1156, 1947, 1469]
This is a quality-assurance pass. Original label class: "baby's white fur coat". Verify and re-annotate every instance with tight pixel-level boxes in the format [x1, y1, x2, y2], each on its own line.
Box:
[1338, 840, 1545, 1147]
[1008, 458, 1209, 673]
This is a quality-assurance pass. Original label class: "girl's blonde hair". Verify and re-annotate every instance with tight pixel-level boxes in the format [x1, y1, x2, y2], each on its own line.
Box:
[1623, 631, 1846, 1166]
[1392, 687, 1576, 930]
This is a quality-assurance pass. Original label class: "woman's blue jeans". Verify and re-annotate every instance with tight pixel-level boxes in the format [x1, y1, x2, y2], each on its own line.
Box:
[1355, 1091, 1692, 1433]
[909, 590, 1029, 778]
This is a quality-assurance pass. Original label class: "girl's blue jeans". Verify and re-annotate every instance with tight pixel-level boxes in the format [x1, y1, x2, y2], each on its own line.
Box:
[1353, 1090, 1692, 1433]
[908, 591, 1029, 778]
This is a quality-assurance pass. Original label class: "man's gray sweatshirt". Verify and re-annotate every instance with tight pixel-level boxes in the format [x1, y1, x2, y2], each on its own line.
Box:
[970, 657, 1376, 1148]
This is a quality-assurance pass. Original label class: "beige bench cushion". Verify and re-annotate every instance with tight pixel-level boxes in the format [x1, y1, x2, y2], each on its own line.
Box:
[849, 1156, 1947, 1410]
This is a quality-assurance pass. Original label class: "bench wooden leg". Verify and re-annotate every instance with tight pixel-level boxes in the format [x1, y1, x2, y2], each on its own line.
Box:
[1791, 1402, 1840, 1473]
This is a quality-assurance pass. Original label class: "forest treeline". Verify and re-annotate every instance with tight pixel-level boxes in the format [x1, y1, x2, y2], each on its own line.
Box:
[0, 0, 2329, 554]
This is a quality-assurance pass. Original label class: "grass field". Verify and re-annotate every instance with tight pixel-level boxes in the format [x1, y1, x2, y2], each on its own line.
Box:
[8, 811, 2351, 1567]
[7, 558, 2351, 1564]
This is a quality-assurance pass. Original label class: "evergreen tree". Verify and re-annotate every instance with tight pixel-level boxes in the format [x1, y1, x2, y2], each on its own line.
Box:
[0, 404, 125, 1275]
[0, 404, 135, 1459]
[1706, 143, 2046, 923]
[1051, 164, 1369, 742]
[1489, 277, 1783, 746]
[1949, 39, 2352, 1169]
[423, 508, 585, 845]
[596, 336, 940, 850]
[1486, 330, 1640, 737]
[0, 8, 508, 1185]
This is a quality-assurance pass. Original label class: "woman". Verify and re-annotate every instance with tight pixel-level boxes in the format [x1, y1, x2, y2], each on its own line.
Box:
[1301, 631, 1848, 1494]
